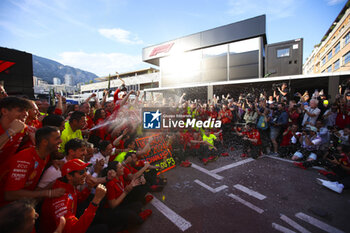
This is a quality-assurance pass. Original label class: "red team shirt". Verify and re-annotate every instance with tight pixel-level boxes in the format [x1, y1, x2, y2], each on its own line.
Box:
[242, 129, 262, 146]
[0, 124, 28, 165]
[0, 147, 50, 207]
[40, 180, 94, 233]
[106, 176, 126, 205]
[218, 109, 232, 124]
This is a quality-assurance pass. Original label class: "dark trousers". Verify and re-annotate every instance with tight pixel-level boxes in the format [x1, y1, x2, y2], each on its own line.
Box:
[242, 139, 261, 158]
[222, 123, 233, 147]
[258, 128, 270, 153]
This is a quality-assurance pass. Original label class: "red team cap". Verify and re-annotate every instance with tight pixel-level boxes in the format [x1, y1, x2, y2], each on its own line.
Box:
[61, 159, 91, 176]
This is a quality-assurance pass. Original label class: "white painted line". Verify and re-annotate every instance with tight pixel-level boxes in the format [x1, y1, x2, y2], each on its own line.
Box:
[280, 214, 311, 233]
[151, 196, 192, 232]
[227, 193, 264, 214]
[233, 184, 266, 200]
[295, 212, 345, 233]
[191, 163, 224, 180]
[272, 223, 297, 233]
[210, 158, 255, 174]
[194, 179, 228, 193]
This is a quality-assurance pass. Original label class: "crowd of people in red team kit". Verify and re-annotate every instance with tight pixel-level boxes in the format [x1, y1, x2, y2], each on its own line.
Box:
[0, 80, 349, 232]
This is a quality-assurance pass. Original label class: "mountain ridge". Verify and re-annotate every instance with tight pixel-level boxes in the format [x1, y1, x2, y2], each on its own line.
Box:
[33, 55, 98, 85]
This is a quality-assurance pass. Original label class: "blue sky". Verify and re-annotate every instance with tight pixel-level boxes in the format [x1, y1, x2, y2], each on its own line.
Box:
[0, 0, 347, 77]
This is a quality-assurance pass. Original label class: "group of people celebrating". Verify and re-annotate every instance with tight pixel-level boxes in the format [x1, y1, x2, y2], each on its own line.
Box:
[0, 79, 350, 233]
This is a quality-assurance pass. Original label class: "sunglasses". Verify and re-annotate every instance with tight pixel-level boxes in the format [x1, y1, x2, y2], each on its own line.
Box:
[76, 168, 87, 175]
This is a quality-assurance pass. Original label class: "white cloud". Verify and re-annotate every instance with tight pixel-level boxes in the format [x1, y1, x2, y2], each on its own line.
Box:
[98, 28, 143, 44]
[57, 51, 144, 76]
[326, 0, 346, 6]
[227, 0, 297, 20]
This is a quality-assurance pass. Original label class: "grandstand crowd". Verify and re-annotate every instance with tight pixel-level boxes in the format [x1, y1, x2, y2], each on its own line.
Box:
[0, 80, 349, 233]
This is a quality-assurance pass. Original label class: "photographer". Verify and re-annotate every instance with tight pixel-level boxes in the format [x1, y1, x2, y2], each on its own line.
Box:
[301, 99, 320, 127]
[332, 124, 350, 146]
[257, 107, 270, 154]
[322, 104, 338, 128]
[273, 82, 289, 103]
[295, 144, 350, 183]
[291, 126, 321, 161]
[269, 103, 288, 156]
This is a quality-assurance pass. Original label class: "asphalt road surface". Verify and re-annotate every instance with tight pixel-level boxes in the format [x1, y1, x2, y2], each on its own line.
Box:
[130, 151, 350, 233]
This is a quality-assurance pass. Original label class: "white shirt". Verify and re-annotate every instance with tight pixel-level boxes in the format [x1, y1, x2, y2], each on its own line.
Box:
[88, 152, 108, 175]
[38, 165, 62, 188]
[302, 106, 321, 126]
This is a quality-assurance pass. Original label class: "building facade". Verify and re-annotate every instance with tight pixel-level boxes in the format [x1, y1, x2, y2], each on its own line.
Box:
[53, 77, 61, 85]
[265, 39, 303, 77]
[143, 15, 267, 88]
[304, 2, 350, 74]
[80, 68, 159, 98]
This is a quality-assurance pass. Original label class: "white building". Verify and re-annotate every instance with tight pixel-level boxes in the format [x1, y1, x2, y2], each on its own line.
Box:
[53, 77, 61, 85]
[80, 68, 159, 101]
[64, 74, 73, 86]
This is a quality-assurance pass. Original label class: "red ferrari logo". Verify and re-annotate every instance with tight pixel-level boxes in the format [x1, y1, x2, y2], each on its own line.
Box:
[0, 60, 15, 73]
[149, 43, 174, 57]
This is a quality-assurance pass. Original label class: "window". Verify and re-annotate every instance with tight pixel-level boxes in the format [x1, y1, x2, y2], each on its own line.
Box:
[344, 51, 350, 64]
[334, 42, 340, 54]
[322, 57, 326, 65]
[277, 48, 290, 58]
[327, 51, 332, 60]
[334, 59, 340, 70]
[327, 65, 332, 72]
[345, 32, 350, 45]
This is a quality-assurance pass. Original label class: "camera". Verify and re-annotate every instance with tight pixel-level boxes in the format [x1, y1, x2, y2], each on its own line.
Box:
[272, 83, 283, 91]
[327, 146, 342, 160]
[303, 129, 310, 135]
